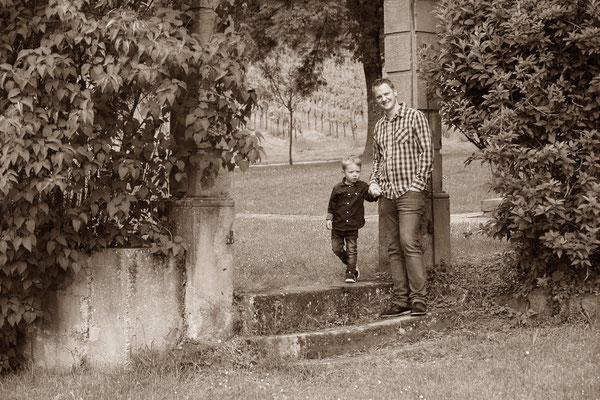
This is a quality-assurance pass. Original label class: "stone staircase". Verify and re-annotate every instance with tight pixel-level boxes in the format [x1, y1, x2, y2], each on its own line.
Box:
[233, 281, 451, 359]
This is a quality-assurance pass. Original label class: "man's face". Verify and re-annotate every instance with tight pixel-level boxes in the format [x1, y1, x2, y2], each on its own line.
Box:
[373, 83, 397, 111]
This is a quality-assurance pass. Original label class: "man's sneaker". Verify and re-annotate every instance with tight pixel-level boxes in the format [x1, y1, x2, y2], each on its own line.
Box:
[344, 268, 359, 283]
[411, 302, 427, 316]
[379, 304, 411, 318]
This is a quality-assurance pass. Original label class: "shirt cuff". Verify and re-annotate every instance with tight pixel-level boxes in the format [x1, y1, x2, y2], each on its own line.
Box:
[326, 213, 333, 220]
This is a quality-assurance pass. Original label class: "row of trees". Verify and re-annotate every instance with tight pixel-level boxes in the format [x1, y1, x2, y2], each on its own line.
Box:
[247, 55, 367, 164]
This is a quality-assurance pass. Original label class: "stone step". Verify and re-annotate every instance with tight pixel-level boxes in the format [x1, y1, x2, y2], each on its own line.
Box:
[233, 281, 393, 336]
[245, 310, 448, 360]
[481, 197, 503, 213]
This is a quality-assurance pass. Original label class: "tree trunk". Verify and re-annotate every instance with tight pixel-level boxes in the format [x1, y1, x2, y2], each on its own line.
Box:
[360, 57, 383, 162]
[350, 0, 383, 163]
[288, 109, 293, 165]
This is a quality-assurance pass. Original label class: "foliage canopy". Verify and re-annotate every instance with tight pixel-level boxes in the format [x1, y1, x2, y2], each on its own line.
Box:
[423, 0, 600, 293]
[233, 0, 383, 158]
[0, 0, 258, 371]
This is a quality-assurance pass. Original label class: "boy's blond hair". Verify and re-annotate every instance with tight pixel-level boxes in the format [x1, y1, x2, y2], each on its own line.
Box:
[341, 156, 362, 171]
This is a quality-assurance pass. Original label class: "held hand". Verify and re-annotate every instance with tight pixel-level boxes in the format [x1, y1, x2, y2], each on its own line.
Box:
[326, 220, 332, 230]
[369, 183, 381, 197]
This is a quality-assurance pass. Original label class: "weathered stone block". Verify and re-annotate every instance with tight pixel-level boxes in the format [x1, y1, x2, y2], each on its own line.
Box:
[415, 0, 438, 33]
[385, 33, 412, 73]
[234, 282, 394, 336]
[432, 192, 451, 265]
[386, 72, 413, 107]
[168, 197, 235, 342]
[582, 295, 600, 320]
[27, 249, 185, 369]
[384, 0, 411, 34]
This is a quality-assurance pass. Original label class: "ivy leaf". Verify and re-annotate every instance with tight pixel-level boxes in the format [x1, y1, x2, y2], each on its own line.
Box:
[238, 159, 250, 172]
[22, 237, 32, 252]
[118, 164, 128, 179]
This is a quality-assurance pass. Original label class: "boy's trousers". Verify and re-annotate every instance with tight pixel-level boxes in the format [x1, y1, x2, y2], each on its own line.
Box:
[331, 229, 358, 271]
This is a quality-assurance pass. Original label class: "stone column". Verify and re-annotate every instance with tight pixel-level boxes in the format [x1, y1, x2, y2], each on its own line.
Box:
[168, 0, 236, 342]
[379, 0, 451, 272]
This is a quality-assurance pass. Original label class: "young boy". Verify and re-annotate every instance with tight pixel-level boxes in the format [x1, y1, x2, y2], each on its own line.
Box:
[326, 156, 379, 283]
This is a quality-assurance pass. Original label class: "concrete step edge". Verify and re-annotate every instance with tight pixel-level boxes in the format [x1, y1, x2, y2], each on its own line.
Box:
[233, 281, 394, 336]
[244, 310, 447, 360]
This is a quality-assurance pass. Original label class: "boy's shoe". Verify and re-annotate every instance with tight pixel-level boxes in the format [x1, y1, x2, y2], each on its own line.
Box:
[411, 302, 427, 316]
[344, 268, 359, 283]
[379, 304, 411, 318]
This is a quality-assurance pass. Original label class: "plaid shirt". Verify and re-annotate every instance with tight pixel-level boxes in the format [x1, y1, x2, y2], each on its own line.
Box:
[370, 103, 434, 198]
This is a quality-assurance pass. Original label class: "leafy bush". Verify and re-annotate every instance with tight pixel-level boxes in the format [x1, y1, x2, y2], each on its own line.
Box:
[0, 0, 259, 371]
[423, 0, 600, 290]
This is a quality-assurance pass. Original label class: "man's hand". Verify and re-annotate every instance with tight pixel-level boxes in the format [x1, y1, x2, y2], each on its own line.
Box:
[326, 220, 332, 230]
[369, 183, 382, 197]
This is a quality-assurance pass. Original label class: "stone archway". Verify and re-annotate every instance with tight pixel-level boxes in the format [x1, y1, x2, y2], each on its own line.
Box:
[24, 1, 451, 369]
[378, 0, 450, 271]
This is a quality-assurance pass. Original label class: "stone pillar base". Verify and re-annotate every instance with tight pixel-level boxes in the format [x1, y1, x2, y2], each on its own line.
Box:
[432, 191, 451, 265]
[167, 197, 235, 342]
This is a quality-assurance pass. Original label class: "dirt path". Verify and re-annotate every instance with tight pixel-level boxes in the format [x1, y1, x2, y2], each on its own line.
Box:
[236, 212, 490, 225]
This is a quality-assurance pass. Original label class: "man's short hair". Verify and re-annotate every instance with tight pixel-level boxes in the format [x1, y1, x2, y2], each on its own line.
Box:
[341, 156, 362, 170]
[372, 77, 395, 91]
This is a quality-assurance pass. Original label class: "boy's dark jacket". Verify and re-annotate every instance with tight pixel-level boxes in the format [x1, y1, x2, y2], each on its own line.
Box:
[327, 179, 378, 231]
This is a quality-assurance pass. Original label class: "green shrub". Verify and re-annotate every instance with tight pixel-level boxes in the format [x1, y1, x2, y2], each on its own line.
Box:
[423, 0, 600, 290]
[0, 0, 259, 371]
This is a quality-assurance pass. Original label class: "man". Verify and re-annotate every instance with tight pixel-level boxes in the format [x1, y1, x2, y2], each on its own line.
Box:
[368, 78, 433, 317]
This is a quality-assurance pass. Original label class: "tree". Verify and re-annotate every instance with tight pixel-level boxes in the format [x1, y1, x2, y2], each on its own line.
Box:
[0, 0, 258, 371]
[422, 0, 600, 293]
[233, 0, 384, 161]
[254, 48, 306, 165]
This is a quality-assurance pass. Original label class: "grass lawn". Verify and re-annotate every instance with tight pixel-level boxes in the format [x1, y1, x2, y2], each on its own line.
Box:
[233, 217, 506, 292]
[231, 135, 503, 291]
[232, 138, 492, 216]
[2, 323, 598, 399]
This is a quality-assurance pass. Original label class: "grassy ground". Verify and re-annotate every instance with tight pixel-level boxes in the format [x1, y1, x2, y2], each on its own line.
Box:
[2, 323, 598, 399]
[232, 137, 492, 215]
[255, 129, 366, 166]
[231, 133, 502, 291]
[233, 218, 506, 292]
[440, 139, 496, 214]
[5, 130, 596, 399]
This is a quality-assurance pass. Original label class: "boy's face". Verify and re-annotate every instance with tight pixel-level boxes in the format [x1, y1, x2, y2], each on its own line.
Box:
[343, 163, 361, 184]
